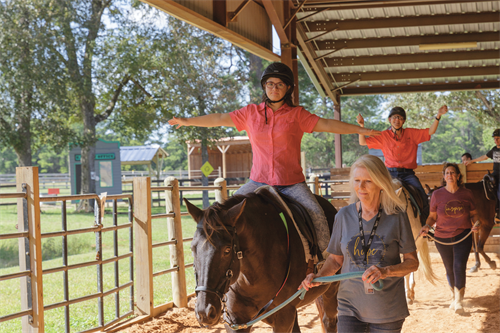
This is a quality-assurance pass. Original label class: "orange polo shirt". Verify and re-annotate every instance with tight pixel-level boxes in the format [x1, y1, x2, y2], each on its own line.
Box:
[230, 102, 319, 186]
[366, 128, 430, 169]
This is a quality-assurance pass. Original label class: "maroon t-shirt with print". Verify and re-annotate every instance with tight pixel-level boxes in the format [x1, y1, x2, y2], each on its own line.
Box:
[430, 187, 476, 238]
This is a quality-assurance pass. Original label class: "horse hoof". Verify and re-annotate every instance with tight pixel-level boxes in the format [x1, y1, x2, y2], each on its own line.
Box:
[407, 298, 413, 305]
[489, 261, 497, 270]
[469, 266, 478, 273]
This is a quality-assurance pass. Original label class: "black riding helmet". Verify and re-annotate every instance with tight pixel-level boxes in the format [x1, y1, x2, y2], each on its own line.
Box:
[492, 129, 500, 137]
[260, 62, 294, 89]
[388, 107, 407, 121]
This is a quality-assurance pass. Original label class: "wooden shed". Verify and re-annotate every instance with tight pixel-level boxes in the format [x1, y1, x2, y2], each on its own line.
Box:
[187, 136, 252, 183]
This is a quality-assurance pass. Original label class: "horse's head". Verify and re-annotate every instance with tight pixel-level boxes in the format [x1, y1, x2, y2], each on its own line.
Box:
[185, 197, 247, 328]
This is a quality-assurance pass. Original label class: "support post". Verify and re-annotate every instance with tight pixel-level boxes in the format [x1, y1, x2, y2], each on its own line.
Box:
[334, 93, 343, 168]
[214, 178, 228, 203]
[17, 166, 44, 332]
[133, 177, 153, 315]
[165, 177, 187, 307]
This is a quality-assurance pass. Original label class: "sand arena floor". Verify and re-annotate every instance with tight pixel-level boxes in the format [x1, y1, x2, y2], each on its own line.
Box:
[120, 253, 500, 333]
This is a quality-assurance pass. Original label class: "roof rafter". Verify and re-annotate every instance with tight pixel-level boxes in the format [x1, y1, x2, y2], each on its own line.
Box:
[314, 32, 500, 51]
[324, 50, 499, 67]
[304, 12, 498, 32]
[331, 66, 498, 82]
[300, 0, 496, 11]
[340, 81, 500, 96]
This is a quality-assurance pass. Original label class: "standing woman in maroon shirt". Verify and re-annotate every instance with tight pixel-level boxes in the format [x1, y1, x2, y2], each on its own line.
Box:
[419, 163, 479, 315]
[169, 62, 380, 252]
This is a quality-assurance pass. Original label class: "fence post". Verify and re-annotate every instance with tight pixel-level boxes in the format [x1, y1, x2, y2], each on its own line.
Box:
[214, 178, 228, 203]
[17, 167, 44, 332]
[133, 177, 153, 315]
[165, 177, 187, 307]
[309, 174, 320, 195]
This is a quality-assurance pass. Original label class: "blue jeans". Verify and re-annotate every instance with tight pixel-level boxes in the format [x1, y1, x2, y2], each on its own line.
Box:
[235, 179, 330, 252]
[435, 229, 472, 290]
[388, 170, 429, 225]
[338, 315, 405, 333]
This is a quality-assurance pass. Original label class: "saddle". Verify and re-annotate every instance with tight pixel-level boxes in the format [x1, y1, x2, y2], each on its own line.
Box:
[254, 186, 322, 263]
[399, 180, 426, 227]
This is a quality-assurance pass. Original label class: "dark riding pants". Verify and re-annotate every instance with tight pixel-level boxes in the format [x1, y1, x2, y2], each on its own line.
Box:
[389, 170, 429, 226]
[435, 229, 472, 290]
[338, 315, 405, 333]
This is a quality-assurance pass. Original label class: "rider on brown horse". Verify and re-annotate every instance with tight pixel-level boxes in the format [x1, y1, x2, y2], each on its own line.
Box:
[465, 128, 500, 222]
[357, 105, 448, 225]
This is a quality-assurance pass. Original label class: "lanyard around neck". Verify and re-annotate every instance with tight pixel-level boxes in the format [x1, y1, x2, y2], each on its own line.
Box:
[357, 202, 383, 267]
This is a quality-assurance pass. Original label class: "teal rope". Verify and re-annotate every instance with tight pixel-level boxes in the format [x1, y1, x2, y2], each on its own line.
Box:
[229, 271, 383, 330]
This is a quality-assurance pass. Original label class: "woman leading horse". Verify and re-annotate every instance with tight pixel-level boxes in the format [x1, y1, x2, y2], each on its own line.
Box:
[301, 155, 419, 333]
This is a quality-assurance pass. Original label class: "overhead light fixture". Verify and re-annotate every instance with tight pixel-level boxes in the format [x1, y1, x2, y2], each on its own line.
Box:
[419, 42, 477, 50]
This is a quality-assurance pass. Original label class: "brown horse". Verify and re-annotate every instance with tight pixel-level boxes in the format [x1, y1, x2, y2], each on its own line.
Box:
[425, 173, 497, 273]
[186, 190, 339, 333]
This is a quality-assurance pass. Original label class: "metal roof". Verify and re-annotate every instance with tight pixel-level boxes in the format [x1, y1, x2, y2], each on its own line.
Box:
[296, 0, 500, 98]
[120, 146, 168, 164]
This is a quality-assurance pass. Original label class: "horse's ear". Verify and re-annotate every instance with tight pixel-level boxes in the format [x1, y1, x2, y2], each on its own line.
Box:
[424, 184, 431, 194]
[395, 187, 402, 196]
[184, 198, 203, 223]
[226, 199, 247, 227]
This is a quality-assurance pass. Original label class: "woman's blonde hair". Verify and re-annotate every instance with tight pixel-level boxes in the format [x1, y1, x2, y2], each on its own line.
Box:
[349, 155, 406, 215]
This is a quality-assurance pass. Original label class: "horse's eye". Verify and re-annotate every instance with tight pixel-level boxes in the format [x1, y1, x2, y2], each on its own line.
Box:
[224, 247, 231, 255]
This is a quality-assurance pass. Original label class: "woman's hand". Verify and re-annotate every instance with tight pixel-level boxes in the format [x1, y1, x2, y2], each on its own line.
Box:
[168, 117, 188, 129]
[299, 273, 321, 291]
[362, 265, 387, 284]
[358, 127, 381, 137]
[356, 113, 365, 127]
[437, 105, 448, 117]
[472, 220, 480, 233]
[419, 224, 431, 237]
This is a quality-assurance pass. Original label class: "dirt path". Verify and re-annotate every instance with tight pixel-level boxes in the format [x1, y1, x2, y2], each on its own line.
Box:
[121, 253, 499, 333]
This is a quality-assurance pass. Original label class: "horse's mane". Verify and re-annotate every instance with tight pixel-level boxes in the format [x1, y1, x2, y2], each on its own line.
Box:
[201, 193, 254, 243]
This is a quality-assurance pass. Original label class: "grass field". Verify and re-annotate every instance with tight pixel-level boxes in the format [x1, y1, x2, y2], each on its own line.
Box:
[0, 191, 219, 333]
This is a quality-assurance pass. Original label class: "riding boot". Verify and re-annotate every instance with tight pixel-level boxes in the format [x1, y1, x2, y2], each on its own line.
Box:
[448, 286, 455, 309]
[454, 287, 465, 314]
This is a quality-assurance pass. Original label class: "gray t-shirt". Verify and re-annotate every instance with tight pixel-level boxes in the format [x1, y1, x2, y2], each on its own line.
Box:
[327, 203, 417, 323]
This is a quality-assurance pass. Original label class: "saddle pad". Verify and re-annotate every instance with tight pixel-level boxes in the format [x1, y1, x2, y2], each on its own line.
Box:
[254, 186, 316, 263]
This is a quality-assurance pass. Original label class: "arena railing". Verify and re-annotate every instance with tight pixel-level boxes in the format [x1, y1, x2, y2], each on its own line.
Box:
[0, 167, 134, 333]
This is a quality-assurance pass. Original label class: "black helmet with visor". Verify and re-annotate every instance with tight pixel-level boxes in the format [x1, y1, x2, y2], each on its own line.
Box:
[388, 107, 407, 121]
[261, 62, 294, 104]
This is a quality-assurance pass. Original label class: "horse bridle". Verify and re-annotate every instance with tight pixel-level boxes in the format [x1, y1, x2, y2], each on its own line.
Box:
[194, 220, 243, 305]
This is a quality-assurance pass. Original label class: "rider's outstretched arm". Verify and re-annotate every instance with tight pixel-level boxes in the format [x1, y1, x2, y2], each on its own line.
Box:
[313, 118, 380, 137]
[168, 113, 235, 129]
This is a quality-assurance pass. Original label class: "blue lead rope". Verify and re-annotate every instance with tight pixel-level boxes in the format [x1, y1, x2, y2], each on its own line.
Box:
[230, 271, 383, 330]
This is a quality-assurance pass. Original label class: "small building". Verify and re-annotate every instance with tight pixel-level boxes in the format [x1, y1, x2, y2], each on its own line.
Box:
[187, 136, 252, 184]
[69, 139, 122, 196]
[120, 145, 168, 181]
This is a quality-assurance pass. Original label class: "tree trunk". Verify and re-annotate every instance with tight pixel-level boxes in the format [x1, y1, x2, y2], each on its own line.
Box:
[14, 112, 32, 167]
[77, 98, 96, 212]
[201, 138, 210, 209]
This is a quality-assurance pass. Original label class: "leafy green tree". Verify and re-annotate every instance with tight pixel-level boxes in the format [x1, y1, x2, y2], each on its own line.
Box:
[155, 17, 246, 207]
[34, 0, 164, 211]
[0, 0, 73, 167]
